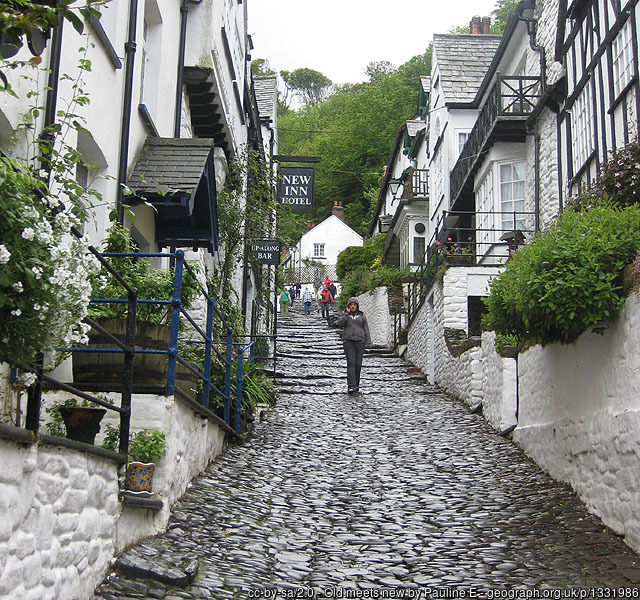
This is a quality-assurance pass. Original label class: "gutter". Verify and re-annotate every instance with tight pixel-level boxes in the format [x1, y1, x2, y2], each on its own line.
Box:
[116, 0, 139, 223]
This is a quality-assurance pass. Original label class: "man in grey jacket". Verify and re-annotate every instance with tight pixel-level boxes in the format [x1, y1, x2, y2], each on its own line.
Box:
[331, 297, 371, 394]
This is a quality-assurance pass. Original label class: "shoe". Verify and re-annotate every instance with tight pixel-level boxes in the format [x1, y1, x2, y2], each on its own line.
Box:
[348, 388, 355, 394]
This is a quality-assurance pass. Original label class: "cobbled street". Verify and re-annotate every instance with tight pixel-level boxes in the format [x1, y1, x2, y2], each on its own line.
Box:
[93, 302, 640, 599]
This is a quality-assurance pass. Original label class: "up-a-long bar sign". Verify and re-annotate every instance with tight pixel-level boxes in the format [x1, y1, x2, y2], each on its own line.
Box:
[250, 241, 281, 265]
[277, 167, 314, 214]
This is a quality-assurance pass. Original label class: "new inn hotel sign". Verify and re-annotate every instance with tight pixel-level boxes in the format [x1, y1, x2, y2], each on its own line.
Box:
[277, 167, 314, 214]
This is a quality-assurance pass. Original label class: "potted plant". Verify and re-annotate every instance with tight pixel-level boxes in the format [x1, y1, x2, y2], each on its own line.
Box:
[73, 219, 199, 395]
[125, 429, 167, 495]
[45, 397, 108, 445]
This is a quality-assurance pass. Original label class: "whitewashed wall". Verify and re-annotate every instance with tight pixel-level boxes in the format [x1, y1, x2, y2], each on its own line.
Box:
[355, 287, 393, 347]
[515, 294, 640, 554]
[0, 391, 228, 600]
[0, 440, 118, 600]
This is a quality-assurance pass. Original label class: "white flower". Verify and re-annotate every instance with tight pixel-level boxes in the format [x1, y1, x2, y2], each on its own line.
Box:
[21, 228, 36, 240]
[31, 266, 43, 279]
[19, 372, 37, 387]
[0, 244, 10, 264]
[11, 309, 21, 317]
[12, 281, 24, 293]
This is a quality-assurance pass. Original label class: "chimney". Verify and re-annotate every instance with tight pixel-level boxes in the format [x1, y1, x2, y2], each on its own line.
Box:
[470, 15, 481, 34]
[482, 16, 491, 34]
[332, 200, 344, 221]
[306, 220, 313, 231]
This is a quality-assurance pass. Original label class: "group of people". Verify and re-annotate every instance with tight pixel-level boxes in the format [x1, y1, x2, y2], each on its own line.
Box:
[279, 275, 371, 395]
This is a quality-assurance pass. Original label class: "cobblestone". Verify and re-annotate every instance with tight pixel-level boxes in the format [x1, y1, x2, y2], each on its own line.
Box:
[93, 303, 640, 598]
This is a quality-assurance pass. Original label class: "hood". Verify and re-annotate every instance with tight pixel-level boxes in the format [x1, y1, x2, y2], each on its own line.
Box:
[347, 297, 359, 308]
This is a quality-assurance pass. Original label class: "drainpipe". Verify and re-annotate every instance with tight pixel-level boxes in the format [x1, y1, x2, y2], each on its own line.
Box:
[116, 0, 140, 224]
[519, 14, 546, 94]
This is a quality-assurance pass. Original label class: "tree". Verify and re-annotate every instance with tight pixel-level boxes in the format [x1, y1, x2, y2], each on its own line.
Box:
[278, 48, 432, 235]
[251, 58, 275, 76]
[280, 68, 333, 106]
[491, 0, 518, 34]
[365, 61, 396, 81]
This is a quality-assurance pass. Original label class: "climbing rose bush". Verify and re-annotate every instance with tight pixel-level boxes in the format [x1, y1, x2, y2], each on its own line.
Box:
[0, 157, 100, 370]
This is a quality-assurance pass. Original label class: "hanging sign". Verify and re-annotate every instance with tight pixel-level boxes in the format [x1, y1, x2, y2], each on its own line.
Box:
[250, 241, 281, 265]
[277, 167, 314, 214]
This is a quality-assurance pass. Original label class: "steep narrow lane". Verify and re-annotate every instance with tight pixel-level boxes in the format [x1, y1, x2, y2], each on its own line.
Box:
[93, 301, 640, 599]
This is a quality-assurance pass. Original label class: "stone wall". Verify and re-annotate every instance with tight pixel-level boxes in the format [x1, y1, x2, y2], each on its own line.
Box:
[0, 439, 118, 600]
[406, 270, 640, 554]
[0, 391, 229, 599]
[514, 294, 640, 554]
[355, 287, 394, 347]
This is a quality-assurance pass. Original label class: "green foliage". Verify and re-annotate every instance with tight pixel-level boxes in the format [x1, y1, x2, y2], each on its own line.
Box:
[491, 0, 518, 34]
[89, 220, 198, 324]
[281, 68, 333, 107]
[251, 58, 275, 76]
[336, 235, 385, 279]
[567, 141, 640, 211]
[483, 203, 640, 346]
[278, 49, 432, 235]
[128, 429, 167, 463]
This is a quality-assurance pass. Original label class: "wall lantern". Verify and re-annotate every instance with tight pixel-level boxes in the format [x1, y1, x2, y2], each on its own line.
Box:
[388, 178, 404, 202]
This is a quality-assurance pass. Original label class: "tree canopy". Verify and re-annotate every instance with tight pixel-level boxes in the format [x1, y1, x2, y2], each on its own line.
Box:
[276, 49, 431, 236]
[280, 68, 333, 107]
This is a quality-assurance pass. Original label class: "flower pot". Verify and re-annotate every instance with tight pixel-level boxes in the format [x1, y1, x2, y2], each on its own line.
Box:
[398, 331, 408, 345]
[126, 461, 156, 494]
[59, 406, 106, 444]
[446, 254, 473, 266]
[73, 318, 197, 399]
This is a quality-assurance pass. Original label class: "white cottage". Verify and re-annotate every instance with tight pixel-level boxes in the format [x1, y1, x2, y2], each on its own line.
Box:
[286, 203, 363, 292]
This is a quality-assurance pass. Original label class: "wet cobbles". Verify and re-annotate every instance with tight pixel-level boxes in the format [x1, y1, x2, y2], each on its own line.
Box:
[93, 304, 640, 599]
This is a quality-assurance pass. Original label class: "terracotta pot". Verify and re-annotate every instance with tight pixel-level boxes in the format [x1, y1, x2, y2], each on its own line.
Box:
[125, 461, 156, 494]
[59, 406, 106, 444]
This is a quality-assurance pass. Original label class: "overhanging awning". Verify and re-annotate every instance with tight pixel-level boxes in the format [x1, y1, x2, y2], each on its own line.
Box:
[126, 137, 218, 253]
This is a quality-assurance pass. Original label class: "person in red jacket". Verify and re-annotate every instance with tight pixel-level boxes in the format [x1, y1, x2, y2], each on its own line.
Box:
[319, 283, 333, 323]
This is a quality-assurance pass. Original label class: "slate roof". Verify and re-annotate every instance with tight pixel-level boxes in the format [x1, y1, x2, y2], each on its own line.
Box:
[433, 34, 502, 105]
[420, 76, 431, 94]
[253, 76, 278, 121]
[127, 137, 214, 196]
[406, 119, 426, 137]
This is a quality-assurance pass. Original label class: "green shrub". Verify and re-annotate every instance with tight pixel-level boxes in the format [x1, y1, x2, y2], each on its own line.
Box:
[483, 202, 640, 346]
[336, 235, 384, 279]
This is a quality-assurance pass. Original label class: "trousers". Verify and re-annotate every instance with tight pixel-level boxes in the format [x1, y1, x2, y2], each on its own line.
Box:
[304, 301, 311, 315]
[281, 301, 289, 316]
[321, 302, 331, 320]
[343, 339, 365, 390]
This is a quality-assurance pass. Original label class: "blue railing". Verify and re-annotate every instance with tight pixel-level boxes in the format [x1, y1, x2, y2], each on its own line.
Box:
[72, 249, 249, 435]
[232, 341, 255, 434]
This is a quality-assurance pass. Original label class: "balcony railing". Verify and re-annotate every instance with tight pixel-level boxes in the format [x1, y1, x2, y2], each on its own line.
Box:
[406, 209, 536, 323]
[401, 168, 429, 200]
[450, 75, 541, 207]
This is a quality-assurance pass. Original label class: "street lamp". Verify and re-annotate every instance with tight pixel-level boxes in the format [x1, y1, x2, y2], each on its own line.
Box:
[388, 178, 404, 203]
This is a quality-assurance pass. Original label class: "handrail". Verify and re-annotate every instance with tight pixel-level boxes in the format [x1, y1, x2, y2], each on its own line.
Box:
[407, 209, 536, 324]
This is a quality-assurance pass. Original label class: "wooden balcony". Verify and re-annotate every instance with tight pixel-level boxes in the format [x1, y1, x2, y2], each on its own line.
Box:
[449, 75, 540, 210]
[401, 168, 429, 200]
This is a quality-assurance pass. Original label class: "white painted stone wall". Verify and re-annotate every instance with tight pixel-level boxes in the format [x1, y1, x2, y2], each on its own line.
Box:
[514, 294, 640, 554]
[355, 287, 393, 347]
[0, 390, 228, 599]
[406, 266, 516, 429]
[0, 440, 118, 600]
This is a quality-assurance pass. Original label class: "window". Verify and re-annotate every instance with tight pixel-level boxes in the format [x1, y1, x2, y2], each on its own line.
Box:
[313, 243, 325, 258]
[476, 170, 494, 256]
[139, 0, 163, 119]
[413, 236, 425, 264]
[458, 132, 470, 155]
[570, 84, 595, 172]
[500, 162, 525, 231]
[612, 19, 634, 98]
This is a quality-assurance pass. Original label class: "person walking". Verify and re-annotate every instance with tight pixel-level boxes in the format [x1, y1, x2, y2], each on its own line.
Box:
[319, 283, 333, 323]
[331, 297, 371, 394]
[328, 282, 337, 305]
[280, 287, 291, 317]
[302, 286, 314, 315]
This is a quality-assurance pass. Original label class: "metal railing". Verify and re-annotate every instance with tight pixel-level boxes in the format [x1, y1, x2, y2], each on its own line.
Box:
[450, 75, 540, 207]
[75, 249, 243, 432]
[406, 209, 536, 323]
[6, 234, 137, 455]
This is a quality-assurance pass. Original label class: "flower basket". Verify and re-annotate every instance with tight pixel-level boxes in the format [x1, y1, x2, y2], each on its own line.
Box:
[125, 462, 156, 494]
[446, 254, 473, 266]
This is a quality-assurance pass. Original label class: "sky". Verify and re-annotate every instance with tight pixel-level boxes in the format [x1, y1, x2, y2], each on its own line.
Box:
[248, 0, 499, 86]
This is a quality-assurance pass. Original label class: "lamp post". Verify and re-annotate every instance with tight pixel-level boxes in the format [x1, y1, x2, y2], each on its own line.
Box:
[388, 178, 404, 203]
